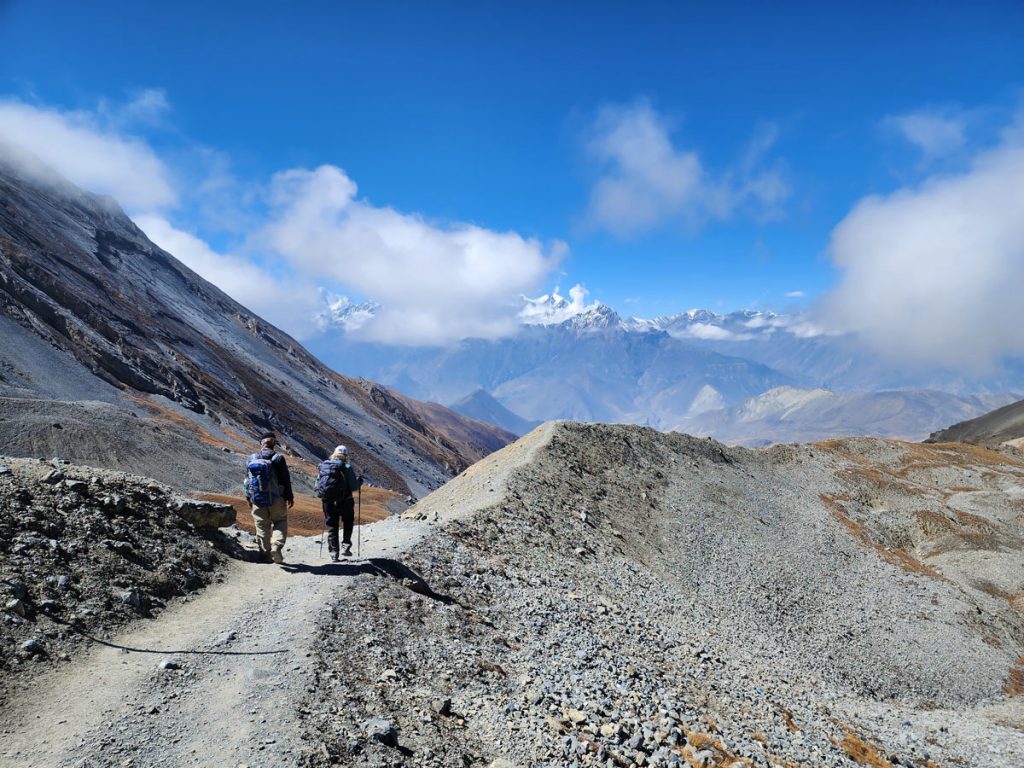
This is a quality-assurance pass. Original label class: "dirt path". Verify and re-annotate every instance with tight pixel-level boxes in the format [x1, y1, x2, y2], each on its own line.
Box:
[1, 516, 432, 768]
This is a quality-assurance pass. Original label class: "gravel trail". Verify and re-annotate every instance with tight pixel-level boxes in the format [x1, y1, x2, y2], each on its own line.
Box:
[1, 518, 430, 768]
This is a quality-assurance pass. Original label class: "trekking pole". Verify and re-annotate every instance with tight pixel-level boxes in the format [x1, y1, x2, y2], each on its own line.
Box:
[357, 486, 362, 558]
[319, 524, 325, 559]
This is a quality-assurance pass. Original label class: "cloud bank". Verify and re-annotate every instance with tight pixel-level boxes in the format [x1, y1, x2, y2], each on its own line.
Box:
[0, 95, 177, 210]
[0, 97, 566, 345]
[824, 117, 1024, 369]
[585, 102, 789, 237]
[260, 165, 565, 345]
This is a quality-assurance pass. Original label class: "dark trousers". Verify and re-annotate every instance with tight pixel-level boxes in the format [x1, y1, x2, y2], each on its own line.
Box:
[322, 496, 355, 553]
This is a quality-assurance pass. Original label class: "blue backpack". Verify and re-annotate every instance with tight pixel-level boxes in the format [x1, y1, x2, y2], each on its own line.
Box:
[314, 459, 347, 500]
[245, 452, 280, 507]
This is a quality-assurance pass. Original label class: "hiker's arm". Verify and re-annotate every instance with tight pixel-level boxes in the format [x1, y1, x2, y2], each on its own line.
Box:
[346, 464, 363, 492]
[274, 456, 295, 505]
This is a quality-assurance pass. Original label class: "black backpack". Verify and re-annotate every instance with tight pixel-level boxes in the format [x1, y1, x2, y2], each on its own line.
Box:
[314, 459, 347, 500]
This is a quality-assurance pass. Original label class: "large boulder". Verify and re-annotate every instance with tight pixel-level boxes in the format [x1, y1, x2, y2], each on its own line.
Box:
[169, 498, 236, 529]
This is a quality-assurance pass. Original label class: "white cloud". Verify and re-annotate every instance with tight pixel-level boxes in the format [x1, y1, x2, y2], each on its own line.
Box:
[824, 118, 1024, 369]
[785, 290, 805, 298]
[684, 323, 748, 341]
[260, 165, 566, 345]
[519, 284, 599, 325]
[883, 108, 967, 159]
[0, 97, 177, 210]
[134, 214, 325, 339]
[585, 102, 789, 236]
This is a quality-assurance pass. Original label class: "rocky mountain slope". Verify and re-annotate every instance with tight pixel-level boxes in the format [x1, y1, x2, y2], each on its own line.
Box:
[928, 396, 1024, 450]
[0, 156, 511, 496]
[299, 422, 1024, 768]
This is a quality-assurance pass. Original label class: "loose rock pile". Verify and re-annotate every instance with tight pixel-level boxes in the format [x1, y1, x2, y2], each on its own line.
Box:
[299, 423, 1024, 768]
[0, 455, 237, 693]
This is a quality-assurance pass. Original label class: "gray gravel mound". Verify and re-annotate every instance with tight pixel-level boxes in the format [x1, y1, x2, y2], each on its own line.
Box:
[0, 455, 244, 699]
[299, 422, 1024, 768]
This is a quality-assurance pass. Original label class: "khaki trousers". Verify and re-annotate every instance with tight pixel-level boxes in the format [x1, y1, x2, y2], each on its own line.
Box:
[251, 498, 288, 555]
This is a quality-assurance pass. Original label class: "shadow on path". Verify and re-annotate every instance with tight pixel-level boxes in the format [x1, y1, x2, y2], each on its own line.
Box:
[282, 557, 457, 605]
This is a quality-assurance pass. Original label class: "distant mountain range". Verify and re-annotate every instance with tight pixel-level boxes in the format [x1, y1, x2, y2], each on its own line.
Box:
[308, 292, 1023, 445]
[0, 154, 512, 495]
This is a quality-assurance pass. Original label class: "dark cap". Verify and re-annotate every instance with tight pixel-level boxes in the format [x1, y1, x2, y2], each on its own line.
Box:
[259, 431, 277, 441]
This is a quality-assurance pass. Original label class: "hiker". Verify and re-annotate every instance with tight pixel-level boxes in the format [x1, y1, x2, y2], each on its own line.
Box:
[315, 445, 363, 561]
[244, 431, 294, 564]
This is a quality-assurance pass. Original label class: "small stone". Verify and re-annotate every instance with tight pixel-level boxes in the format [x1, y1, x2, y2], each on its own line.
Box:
[5, 598, 26, 617]
[363, 717, 398, 747]
[41, 470, 65, 484]
[159, 658, 181, 671]
[118, 590, 143, 610]
[431, 698, 452, 716]
[63, 479, 89, 494]
[488, 760, 520, 768]
[213, 630, 237, 647]
[567, 708, 588, 724]
[545, 715, 569, 733]
[20, 637, 44, 655]
[0, 465, 10, 476]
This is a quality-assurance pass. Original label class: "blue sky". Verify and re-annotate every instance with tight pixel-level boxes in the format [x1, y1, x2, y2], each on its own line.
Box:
[1, 1, 1023, 362]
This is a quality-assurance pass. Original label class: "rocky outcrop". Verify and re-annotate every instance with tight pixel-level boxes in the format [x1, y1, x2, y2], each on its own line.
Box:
[0, 455, 245, 682]
[168, 498, 235, 529]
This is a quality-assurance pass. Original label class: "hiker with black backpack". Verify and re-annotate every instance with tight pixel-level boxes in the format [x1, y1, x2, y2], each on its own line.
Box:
[315, 445, 363, 561]
[244, 432, 295, 564]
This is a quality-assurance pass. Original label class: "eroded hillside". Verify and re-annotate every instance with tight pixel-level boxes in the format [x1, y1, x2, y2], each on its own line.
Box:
[300, 423, 1024, 768]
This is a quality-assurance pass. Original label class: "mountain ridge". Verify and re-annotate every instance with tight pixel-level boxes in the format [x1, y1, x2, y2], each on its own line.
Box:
[0, 157, 512, 494]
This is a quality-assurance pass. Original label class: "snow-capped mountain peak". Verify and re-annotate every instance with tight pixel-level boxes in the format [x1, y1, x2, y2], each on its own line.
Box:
[562, 303, 622, 331]
[519, 284, 603, 326]
[315, 293, 380, 332]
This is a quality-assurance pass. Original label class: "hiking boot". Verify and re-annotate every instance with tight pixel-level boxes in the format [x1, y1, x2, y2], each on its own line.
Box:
[342, 544, 352, 557]
[271, 548, 284, 564]
[330, 552, 339, 563]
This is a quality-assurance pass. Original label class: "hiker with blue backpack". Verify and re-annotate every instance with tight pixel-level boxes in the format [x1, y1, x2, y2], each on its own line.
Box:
[244, 432, 295, 564]
[315, 445, 363, 561]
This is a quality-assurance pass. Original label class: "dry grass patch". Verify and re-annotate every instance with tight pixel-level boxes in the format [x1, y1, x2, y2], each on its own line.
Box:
[197, 488, 400, 536]
[1006, 658, 1024, 697]
[833, 730, 894, 767]
[822, 495, 944, 579]
[676, 730, 754, 767]
[128, 394, 250, 453]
